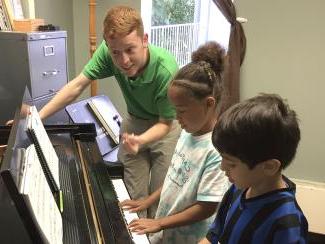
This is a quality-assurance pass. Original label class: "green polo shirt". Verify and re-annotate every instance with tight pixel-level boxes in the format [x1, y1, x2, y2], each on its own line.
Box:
[83, 41, 178, 120]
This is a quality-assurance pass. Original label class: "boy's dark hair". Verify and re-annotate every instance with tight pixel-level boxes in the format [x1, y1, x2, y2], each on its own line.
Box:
[212, 94, 300, 169]
[170, 41, 226, 103]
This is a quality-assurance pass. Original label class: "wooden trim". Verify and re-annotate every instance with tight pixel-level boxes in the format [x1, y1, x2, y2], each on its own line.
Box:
[76, 140, 103, 243]
[89, 0, 97, 96]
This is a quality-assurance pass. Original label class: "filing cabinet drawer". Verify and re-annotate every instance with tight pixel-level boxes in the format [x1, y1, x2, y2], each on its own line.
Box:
[0, 31, 68, 125]
[28, 38, 68, 97]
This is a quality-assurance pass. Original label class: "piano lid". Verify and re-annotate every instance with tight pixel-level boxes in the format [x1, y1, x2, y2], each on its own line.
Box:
[0, 76, 28, 125]
[1, 86, 33, 184]
[0, 86, 40, 243]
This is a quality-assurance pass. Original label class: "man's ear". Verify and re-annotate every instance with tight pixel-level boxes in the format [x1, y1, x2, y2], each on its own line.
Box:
[263, 159, 282, 176]
[143, 33, 149, 47]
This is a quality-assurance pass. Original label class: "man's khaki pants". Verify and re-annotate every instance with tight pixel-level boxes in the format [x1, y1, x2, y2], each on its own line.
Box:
[118, 114, 181, 218]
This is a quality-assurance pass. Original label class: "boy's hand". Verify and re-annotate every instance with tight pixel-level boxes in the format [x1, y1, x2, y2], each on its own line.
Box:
[120, 199, 149, 213]
[122, 133, 141, 155]
[128, 218, 162, 234]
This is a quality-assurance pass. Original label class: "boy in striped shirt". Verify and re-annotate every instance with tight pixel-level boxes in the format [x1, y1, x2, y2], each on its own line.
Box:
[200, 94, 308, 244]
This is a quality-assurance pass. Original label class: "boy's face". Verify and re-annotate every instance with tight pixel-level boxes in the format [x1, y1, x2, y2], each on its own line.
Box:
[106, 30, 149, 78]
[220, 153, 266, 190]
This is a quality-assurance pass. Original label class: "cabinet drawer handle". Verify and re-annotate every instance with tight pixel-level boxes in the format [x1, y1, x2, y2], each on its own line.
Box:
[42, 69, 59, 77]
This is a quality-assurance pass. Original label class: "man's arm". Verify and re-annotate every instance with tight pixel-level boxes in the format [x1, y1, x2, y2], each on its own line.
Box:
[39, 73, 92, 120]
[129, 201, 218, 234]
[122, 119, 174, 154]
[138, 119, 173, 145]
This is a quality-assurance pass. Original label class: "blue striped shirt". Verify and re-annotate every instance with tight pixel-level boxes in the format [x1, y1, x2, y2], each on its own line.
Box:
[206, 176, 308, 244]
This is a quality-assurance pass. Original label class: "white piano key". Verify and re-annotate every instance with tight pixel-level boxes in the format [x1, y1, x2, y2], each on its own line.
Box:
[112, 179, 150, 244]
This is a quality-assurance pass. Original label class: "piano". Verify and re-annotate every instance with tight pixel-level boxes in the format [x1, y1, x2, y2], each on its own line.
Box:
[0, 88, 150, 244]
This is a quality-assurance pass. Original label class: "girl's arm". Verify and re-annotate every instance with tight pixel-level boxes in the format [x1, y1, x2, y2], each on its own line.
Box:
[120, 186, 162, 213]
[129, 201, 218, 234]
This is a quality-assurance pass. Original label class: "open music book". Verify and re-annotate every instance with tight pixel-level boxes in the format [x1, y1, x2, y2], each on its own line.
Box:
[65, 95, 121, 162]
[19, 144, 63, 244]
[25, 106, 60, 194]
[88, 96, 121, 145]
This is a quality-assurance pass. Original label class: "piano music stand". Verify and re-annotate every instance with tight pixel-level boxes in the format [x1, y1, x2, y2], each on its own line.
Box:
[65, 95, 121, 163]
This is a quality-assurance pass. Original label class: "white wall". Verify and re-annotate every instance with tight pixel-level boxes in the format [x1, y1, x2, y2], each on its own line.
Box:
[235, 0, 325, 183]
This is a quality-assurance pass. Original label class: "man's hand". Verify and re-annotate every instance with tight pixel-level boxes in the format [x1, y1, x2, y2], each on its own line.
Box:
[122, 133, 141, 155]
[0, 145, 7, 159]
[128, 218, 162, 234]
[120, 199, 150, 213]
[5, 120, 13, 126]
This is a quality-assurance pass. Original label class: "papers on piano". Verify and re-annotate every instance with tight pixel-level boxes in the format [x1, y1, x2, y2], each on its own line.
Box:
[87, 96, 121, 145]
[19, 144, 63, 244]
[25, 106, 60, 194]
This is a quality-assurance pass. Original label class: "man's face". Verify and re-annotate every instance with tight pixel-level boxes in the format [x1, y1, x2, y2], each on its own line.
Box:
[105, 30, 149, 78]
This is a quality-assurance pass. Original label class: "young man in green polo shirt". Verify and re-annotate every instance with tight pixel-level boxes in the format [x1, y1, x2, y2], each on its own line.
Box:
[39, 5, 181, 218]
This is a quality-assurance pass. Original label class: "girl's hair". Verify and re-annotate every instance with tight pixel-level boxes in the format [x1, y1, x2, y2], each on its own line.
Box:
[103, 5, 144, 40]
[170, 41, 226, 103]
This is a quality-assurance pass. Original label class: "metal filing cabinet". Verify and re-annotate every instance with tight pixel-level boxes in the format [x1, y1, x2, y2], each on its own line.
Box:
[0, 31, 69, 124]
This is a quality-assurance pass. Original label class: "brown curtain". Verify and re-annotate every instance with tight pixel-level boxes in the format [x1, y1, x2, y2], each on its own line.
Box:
[213, 0, 246, 113]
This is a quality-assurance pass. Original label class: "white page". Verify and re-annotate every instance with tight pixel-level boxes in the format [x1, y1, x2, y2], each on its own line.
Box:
[88, 98, 121, 144]
[21, 145, 63, 244]
[27, 106, 60, 189]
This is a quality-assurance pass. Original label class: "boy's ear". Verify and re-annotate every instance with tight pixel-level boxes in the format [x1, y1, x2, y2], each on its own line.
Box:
[263, 159, 282, 176]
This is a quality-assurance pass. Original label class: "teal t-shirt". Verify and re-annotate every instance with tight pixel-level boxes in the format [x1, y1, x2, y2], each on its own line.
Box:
[150, 130, 229, 244]
[83, 41, 178, 120]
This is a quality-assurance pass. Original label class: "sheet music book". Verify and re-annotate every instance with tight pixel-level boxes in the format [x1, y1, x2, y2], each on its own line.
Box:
[88, 97, 120, 145]
[25, 106, 60, 194]
[65, 95, 121, 161]
[65, 98, 111, 156]
[19, 144, 63, 244]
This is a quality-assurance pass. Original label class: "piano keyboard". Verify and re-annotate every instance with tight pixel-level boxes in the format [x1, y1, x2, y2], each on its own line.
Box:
[112, 179, 151, 244]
